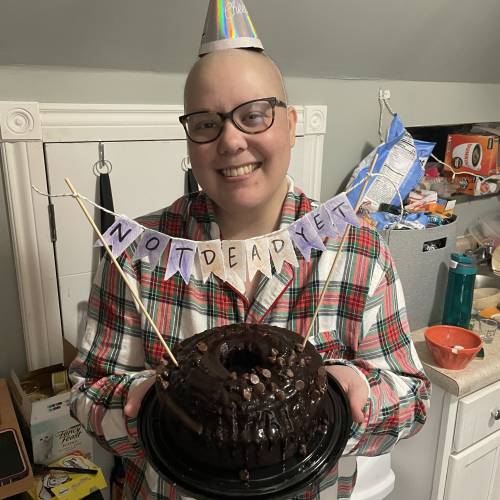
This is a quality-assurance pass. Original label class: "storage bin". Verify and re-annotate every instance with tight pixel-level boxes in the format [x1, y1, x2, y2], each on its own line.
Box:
[381, 217, 458, 331]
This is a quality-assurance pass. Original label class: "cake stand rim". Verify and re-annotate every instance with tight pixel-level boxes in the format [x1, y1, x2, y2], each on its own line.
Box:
[138, 373, 352, 499]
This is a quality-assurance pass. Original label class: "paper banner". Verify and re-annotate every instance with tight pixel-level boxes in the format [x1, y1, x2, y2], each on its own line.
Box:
[164, 238, 197, 284]
[323, 193, 360, 235]
[268, 230, 298, 273]
[222, 240, 247, 291]
[306, 208, 339, 239]
[95, 216, 143, 258]
[198, 240, 226, 283]
[132, 229, 170, 268]
[246, 237, 272, 280]
[289, 217, 326, 262]
[90, 190, 362, 284]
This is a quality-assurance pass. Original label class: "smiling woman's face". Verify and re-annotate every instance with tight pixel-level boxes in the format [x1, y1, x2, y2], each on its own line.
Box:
[184, 49, 297, 217]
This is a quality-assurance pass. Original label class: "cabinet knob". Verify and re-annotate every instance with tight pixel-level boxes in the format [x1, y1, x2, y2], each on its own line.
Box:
[492, 409, 500, 420]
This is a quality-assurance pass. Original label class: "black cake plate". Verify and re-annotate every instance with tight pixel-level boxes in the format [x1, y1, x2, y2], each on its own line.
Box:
[138, 375, 352, 500]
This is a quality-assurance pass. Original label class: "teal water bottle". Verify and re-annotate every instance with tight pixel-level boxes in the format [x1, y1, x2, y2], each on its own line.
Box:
[442, 253, 477, 328]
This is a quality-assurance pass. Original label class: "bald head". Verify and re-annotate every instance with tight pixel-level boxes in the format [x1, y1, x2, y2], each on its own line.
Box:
[184, 49, 287, 112]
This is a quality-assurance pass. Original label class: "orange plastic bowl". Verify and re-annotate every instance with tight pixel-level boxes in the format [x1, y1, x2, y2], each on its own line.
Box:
[424, 325, 482, 370]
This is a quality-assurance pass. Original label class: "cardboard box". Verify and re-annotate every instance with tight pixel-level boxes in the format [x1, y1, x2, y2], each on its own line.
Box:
[444, 133, 498, 176]
[0, 379, 34, 498]
[453, 174, 499, 196]
[9, 366, 93, 465]
[471, 125, 500, 167]
[27, 451, 106, 500]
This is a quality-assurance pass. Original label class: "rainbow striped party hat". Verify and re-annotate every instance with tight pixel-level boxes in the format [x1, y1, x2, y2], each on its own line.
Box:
[199, 0, 264, 56]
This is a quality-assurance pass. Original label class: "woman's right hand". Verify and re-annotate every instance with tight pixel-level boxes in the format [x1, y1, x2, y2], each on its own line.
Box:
[124, 376, 156, 419]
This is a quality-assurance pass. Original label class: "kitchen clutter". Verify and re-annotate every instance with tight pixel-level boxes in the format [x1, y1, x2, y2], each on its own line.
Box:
[347, 104, 499, 370]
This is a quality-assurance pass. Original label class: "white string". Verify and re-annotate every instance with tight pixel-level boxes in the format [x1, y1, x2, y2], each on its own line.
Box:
[32, 167, 406, 239]
[377, 94, 396, 143]
[430, 153, 500, 183]
[31, 184, 298, 242]
[378, 97, 385, 143]
[383, 98, 396, 117]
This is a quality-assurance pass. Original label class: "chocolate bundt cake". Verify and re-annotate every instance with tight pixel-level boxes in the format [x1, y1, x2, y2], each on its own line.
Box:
[155, 323, 329, 476]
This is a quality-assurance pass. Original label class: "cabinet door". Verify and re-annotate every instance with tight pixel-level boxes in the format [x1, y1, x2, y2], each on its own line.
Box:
[45, 140, 187, 347]
[454, 379, 500, 452]
[445, 430, 500, 500]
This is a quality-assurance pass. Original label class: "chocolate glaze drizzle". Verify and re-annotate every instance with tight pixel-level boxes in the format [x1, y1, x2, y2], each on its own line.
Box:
[156, 324, 329, 478]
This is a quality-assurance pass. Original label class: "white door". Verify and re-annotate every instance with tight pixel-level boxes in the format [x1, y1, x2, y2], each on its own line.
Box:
[45, 140, 187, 347]
[445, 430, 500, 500]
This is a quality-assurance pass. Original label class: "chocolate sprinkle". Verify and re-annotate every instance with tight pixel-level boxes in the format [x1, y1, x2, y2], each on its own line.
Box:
[239, 469, 250, 481]
[243, 388, 252, 401]
[295, 380, 305, 391]
[276, 390, 285, 401]
[295, 343, 305, 353]
[196, 341, 208, 353]
[255, 382, 265, 394]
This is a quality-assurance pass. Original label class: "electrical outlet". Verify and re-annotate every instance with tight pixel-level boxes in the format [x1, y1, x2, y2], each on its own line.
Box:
[378, 89, 391, 100]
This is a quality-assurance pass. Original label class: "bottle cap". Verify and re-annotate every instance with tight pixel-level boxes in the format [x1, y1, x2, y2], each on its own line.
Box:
[451, 253, 477, 275]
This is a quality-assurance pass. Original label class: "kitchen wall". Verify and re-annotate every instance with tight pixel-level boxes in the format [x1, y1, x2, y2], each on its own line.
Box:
[1, 64, 499, 375]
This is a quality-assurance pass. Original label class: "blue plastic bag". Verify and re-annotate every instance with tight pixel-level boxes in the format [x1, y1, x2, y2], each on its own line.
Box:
[347, 115, 435, 210]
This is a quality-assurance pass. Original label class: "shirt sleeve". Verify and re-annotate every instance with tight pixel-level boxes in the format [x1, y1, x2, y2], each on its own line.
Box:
[68, 253, 155, 458]
[326, 237, 431, 457]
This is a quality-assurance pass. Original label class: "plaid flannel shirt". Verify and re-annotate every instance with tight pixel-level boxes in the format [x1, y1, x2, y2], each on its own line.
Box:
[69, 179, 430, 499]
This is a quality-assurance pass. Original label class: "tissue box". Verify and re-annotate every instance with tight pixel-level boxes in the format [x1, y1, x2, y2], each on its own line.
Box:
[9, 366, 93, 465]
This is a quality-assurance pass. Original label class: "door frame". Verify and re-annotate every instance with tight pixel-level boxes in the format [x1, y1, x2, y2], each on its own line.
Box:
[0, 101, 327, 370]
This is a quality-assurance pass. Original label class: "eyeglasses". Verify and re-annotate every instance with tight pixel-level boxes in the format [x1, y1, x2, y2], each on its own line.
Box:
[179, 97, 287, 144]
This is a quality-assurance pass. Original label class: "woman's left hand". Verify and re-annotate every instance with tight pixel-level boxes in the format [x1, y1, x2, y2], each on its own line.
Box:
[326, 365, 369, 424]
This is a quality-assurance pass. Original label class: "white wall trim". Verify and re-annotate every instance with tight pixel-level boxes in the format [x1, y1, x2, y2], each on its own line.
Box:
[0, 101, 327, 370]
[0, 141, 63, 369]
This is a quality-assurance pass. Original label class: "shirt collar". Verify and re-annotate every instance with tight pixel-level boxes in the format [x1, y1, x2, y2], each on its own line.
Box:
[190, 176, 314, 241]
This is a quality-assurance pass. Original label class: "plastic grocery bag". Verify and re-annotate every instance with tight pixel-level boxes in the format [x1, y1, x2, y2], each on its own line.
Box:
[347, 115, 435, 210]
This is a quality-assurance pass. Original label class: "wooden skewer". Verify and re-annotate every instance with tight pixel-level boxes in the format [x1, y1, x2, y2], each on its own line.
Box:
[64, 177, 178, 367]
[302, 153, 379, 348]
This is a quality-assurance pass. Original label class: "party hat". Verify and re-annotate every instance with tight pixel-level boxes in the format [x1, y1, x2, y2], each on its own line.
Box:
[199, 0, 264, 56]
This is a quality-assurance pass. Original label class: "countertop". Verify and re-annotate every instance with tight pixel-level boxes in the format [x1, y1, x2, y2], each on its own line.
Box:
[412, 327, 500, 397]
